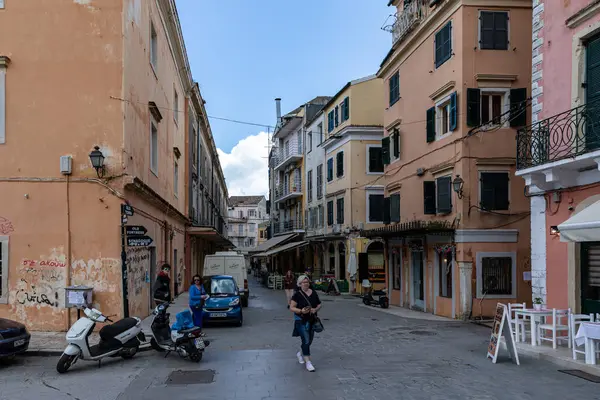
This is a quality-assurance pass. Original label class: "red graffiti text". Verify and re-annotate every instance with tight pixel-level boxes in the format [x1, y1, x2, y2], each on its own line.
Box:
[21, 259, 66, 268]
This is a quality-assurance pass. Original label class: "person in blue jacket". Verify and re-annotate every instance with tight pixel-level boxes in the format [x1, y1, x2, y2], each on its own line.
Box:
[189, 275, 208, 331]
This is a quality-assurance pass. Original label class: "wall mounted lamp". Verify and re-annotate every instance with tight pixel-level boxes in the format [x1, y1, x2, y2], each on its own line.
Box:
[89, 146, 106, 178]
[452, 175, 464, 199]
[550, 226, 560, 236]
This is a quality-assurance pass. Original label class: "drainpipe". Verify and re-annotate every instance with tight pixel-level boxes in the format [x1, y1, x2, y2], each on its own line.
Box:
[65, 176, 72, 331]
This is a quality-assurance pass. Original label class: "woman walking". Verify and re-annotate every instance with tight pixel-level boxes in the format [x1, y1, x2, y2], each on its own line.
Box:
[283, 269, 295, 308]
[189, 275, 208, 332]
[289, 274, 322, 372]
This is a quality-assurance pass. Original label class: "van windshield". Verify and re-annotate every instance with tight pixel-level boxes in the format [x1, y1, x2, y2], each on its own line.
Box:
[206, 278, 237, 296]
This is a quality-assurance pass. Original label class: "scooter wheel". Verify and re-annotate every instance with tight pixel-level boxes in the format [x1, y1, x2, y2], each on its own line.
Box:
[379, 298, 390, 309]
[362, 298, 370, 306]
[121, 345, 138, 360]
[189, 351, 203, 363]
[150, 338, 165, 352]
[56, 353, 76, 374]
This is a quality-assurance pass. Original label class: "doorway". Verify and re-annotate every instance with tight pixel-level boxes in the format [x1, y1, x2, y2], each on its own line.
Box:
[411, 251, 424, 310]
[338, 242, 346, 280]
[581, 242, 600, 314]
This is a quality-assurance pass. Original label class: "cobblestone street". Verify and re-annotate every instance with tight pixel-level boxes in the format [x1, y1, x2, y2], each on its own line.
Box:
[1, 282, 599, 400]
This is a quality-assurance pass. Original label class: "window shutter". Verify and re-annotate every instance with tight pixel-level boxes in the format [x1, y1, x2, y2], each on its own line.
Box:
[343, 97, 350, 121]
[390, 194, 401, 222]
[480, 11, 495, 50]
[426, 107, 436, 143]
[327, 158, 333, 181]
[393, 131, 400, 157]
[423, 181, 436, 215]
[335, 106, 339, 127]
[337, 198, 344, 224]
[480, 172, 509, 210]
[449, 91, 458, 131]
[434, 30, 443, 67]
[327, 201, 334, 225]
[466, 88, 481, 127]
[336, 152, 344, 177]
[383, 197, 391, 225]
[494, 12, 509, 50]
[369, 147, 384, 173]
[436, 176, 452, 214]
[328, 111, 334, 132]
[510, 88, 527, 127]
[382, 136, 391, 165]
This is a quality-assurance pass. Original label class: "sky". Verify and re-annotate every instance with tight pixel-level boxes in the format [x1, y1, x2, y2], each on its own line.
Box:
[175, 0, 393, 197]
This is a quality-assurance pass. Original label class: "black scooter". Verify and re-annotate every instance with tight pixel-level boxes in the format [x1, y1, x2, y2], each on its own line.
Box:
[362, 287, 389, 309]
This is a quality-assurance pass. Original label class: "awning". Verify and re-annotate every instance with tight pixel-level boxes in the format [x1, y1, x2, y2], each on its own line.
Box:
[187, 226, 234, 249]
[249, 233, 297, 254]
[559, 200, 600, 242]
[255, 241, 308, 257]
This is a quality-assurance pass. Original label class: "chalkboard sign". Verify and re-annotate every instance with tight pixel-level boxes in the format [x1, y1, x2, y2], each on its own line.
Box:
[487, 303, 520, 365]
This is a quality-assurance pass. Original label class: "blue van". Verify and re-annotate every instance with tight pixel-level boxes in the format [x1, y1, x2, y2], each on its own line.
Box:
[202, 275, 243, 327]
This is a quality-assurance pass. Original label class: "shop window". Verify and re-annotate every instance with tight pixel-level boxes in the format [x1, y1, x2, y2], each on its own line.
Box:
[439, 252, 453, 298]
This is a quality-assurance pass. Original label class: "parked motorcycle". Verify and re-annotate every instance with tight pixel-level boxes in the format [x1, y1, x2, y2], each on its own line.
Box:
[57, 307, 145, 373]
[148, 301, 209, 362]
[362, 287, 390, 309]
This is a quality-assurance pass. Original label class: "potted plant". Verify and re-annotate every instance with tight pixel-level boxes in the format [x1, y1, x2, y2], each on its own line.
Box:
[533, 297, 544, 311]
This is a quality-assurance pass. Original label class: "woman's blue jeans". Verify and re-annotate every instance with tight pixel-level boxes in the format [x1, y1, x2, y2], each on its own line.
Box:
[295, 320, 314, 357]
[191, 307, 203, 330]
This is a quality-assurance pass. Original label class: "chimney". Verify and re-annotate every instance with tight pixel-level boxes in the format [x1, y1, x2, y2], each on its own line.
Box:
[275, 98, 281, 124]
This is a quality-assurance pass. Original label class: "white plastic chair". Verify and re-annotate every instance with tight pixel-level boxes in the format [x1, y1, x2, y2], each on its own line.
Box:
[538, 308, 571, 349]
[274, 276, 283, 290]
[571, 313, 596, 360]
[508, 303, 527, 343]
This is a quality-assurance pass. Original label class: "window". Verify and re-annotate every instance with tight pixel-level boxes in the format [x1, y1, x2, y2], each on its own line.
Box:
[336, 197, 344, 224]
[318, 204, 324, 227]
[327, 158, 334, 182]
[390, 193, 400, 222]
[479, 11, 509, 50]
[423, 181, 436, 214]
[150, 21, 158, 70]
[384, 197, 391, 225]
[466, 88, 526, 127]
[392, 130, 400, 159]
[436, 176, 452, 214]
[150, 117, 158, 175]
[477, 253, 516, 297]
[428, 92, 457, 142]
[327, 201, 334, 226]
[174, 161, 179, 196]
[368, 146, 384, 173]
[336, 151, 344, 178]
[307, 170, 313, 202]
[238, 224, 243, 236]
[334, 106, 339, 127]
[317, 123, 323, 144]
[0, 237, 7, 303]
[434, 22, 452, 68]
[439, 251, 453, 298]
[239, 210, 243, 218]
[249, 210, 256, 217]
[341, 97, 350, 121]
[173, 89, 179, 125]
[327, 112, 334, 133]
[307, 131, 312, 153]
[249, 224, 255, 232]
[316, 164, 323, 199]
[480, 172, 509, 210]
[367, 191, 385, 223]
[389, 71, 400, 106]
[382, 136, 390, 165]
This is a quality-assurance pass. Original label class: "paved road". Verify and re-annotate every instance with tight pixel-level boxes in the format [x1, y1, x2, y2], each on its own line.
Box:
[2, 281, 600, 399]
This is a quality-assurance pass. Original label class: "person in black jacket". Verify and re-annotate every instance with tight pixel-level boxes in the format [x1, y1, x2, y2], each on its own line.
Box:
[153, 263, 172, 305]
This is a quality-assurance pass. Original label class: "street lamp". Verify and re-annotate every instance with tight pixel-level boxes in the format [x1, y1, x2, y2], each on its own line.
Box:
[452, 175, 464, 199]
[89, 146, 106, 178]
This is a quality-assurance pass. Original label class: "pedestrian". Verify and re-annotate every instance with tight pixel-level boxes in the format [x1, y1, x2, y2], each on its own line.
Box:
[289, 274, 322, 372]
[189, 274, 208, 333]
[153, 263, 172, 306]
[283, 269, 295, 309]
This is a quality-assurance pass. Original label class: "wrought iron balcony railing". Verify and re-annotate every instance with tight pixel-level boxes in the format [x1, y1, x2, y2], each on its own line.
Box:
[275, 180, 302, 200]
[516, 101, 600, 170]
[273, 220, 304, 235]
[391, 0, 430, 45]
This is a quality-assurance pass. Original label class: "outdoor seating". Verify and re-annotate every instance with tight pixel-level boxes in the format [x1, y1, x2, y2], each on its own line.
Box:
[538, 308, 571, 349]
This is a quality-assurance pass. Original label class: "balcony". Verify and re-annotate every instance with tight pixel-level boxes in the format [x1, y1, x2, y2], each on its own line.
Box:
[272, 137, 303, 171]
[274, 181, 302, 203]
[516, 101, 600, 189]
[273, 220, 305, 235]
[391, 0, 431, 46]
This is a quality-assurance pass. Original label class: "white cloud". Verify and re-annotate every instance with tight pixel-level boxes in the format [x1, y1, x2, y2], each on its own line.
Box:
[217, 132, 270, 198]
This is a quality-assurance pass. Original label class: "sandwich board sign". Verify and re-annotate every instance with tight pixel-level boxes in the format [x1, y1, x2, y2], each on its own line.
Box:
[487, 303, 520, 365]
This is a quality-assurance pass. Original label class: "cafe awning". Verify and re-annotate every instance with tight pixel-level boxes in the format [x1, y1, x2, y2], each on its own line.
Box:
[249, 233, 297, 254]
[559, 199, 600, 242]
[255, 241, 308, 257]
[187, 226, 234, 249]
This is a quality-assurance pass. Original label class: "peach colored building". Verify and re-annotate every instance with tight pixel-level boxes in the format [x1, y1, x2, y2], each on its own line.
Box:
[0, 0, 229, 331]
[515, 0, 600, 315]
[364, 0, 532, 319]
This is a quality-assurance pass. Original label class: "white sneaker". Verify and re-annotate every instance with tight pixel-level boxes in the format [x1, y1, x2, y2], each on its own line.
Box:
[305, 361, 315, 372]
[296, 351, 305, 364]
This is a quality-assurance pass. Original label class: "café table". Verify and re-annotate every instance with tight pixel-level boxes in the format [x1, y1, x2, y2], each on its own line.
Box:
[575, 322, 600, 365]
[514, 309, 555, 346]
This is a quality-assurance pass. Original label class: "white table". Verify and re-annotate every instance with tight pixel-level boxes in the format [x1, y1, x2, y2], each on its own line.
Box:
[514, 309, 554, 346]
[575, 322, 600, 365]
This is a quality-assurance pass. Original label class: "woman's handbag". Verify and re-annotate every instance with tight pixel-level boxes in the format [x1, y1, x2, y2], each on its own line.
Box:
[299, 290, 325, 333]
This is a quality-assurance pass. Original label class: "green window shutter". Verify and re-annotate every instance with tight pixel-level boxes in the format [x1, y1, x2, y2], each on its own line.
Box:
[480, 172, 510, 210]
[336, 198, 344, 224]
[382, 137, 391, 165]
[383, 197, 391, 225]
[336, 152, 344, 177]
[390, 194, 400, 222]
[328, 111, 334, 132]
[327, 201, 334, 226]
[449, 91, 458, 131]
[343, 97, 350, 121]
[327, 158, 334, 181]
[369, 147, 384, 173]
[335, 106, 339, 127]
[393, 131, 400, 157]
[510, 88, 527, 127]
[423, 181, 436, 215]
[466, 88, 481, 127]
[436, 176, 452, 214]
[426, 107, 436, 143]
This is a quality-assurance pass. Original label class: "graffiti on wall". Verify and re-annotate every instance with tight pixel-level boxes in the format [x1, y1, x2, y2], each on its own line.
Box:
[15, 278, 59, 307]
[126, 247, 149, 297]
[0, 216, 14, 234]
[71, 257, 120, 293]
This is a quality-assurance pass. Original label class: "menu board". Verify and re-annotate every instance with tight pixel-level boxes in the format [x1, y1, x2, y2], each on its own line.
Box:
[487, 303, 520, 365]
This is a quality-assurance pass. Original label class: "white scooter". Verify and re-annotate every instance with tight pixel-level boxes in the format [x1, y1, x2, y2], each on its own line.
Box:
[57, 307, 145, 373]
